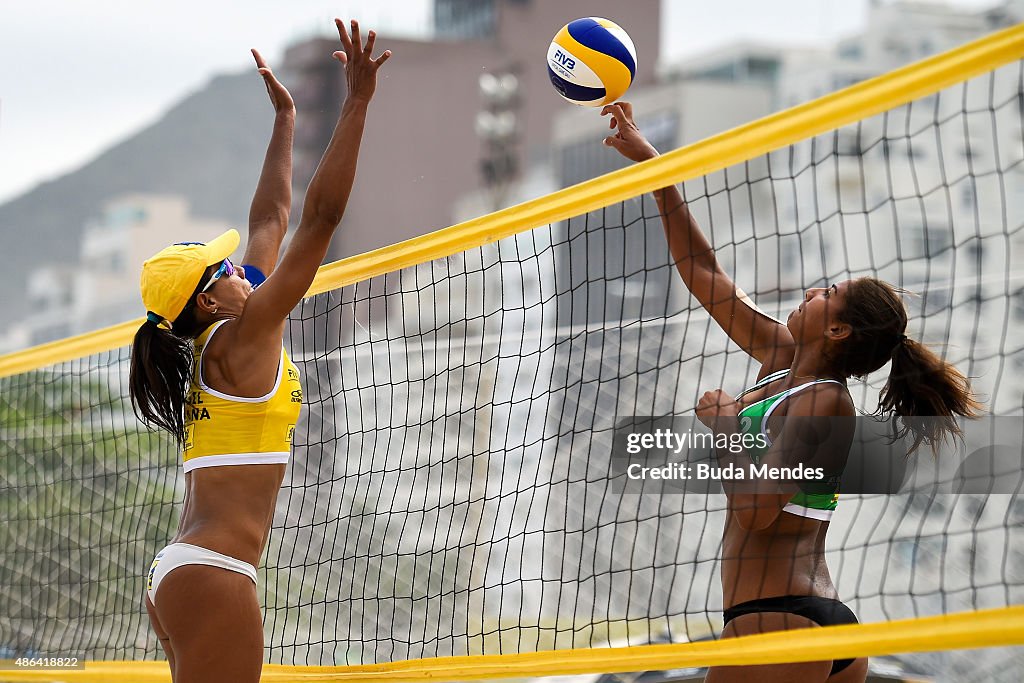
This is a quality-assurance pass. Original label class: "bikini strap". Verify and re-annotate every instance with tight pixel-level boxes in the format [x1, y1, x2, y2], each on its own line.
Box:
[761, 378, 846, 423]
[737, 368, 790, 399]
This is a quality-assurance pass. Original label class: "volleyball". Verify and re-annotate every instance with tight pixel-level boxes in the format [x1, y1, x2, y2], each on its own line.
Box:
[546, 17, 637, 107]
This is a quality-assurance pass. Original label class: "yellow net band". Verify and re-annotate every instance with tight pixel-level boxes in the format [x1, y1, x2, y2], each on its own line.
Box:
[1, 21, 1023, 380]
[2, 605, 1022, 682]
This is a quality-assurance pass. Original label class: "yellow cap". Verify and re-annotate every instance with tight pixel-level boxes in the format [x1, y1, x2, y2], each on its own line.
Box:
[140, 229, 240, 322]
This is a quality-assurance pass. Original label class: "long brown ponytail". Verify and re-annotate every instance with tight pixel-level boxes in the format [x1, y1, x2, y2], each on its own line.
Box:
[835, 277, 983, 453]
[879, 337, 983, 453]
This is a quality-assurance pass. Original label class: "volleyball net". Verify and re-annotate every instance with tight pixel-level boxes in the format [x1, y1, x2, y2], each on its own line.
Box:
[3, 22, 1024, 683]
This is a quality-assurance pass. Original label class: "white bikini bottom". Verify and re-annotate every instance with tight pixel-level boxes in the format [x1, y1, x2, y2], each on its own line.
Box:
[146, 542, 257, 605]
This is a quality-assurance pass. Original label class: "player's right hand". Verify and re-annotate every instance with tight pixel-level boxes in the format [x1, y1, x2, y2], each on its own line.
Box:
[334, 18, 392, 103]
[601, 102, 659, 163]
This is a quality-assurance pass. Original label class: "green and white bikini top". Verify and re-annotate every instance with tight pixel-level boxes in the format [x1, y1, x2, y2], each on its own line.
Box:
[735, 368, 846, 521]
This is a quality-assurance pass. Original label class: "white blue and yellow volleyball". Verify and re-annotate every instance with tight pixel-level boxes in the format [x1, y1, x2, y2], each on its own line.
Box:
[546, 17, 637, 107]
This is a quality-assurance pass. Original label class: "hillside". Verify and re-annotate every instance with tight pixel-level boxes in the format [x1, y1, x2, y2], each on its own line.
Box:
[0, 70, 273, 325]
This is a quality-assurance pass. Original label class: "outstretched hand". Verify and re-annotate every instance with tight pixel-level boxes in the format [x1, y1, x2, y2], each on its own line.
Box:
[251, 49, 295, 115]
[333, 18, 392, 103]
[601, 102, 659, 163]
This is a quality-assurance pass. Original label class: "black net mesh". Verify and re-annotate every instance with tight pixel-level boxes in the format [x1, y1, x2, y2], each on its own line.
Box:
[2, 62, 1024, 681]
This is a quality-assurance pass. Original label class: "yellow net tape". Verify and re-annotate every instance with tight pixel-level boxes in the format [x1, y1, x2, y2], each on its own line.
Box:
[2, 21, 1024, 380]
[2, 605, 1022, 682]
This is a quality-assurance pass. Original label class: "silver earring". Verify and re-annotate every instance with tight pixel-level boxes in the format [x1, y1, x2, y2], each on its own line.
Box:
[213, 308, 218, 314]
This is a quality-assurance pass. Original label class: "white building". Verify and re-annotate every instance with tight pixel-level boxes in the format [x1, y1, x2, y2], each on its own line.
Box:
[8, 194, 231, 348]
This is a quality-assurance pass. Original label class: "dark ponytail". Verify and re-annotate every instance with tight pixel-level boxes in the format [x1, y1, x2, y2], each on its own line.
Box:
[879, 337, 983, 454]
[834, 277, 983, 454]
[129, 320, 194, 446]
[129, 265, 214, 447]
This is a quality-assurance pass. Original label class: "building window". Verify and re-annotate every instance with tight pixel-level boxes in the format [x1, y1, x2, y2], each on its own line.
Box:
[903, 223, 952, 260]
[698, 63, 738, 81]
[835, 131, 861, 157]
[921, 285, 953, 315]
[964, 241, 984, 287]
[745, 57, 779, 82]
[434, 0, 496, 39]
[1013, 498, 1024, 524]
[961, 183, 976, 209]
[1014, 287, 1024, 321]
[838, 42, 863, 60]
[832, 75, 861, 91]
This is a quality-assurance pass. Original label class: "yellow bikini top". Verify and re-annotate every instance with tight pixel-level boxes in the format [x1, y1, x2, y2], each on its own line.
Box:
[182, 320, 302, 472]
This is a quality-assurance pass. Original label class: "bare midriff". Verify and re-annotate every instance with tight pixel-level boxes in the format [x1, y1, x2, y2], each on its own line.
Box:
[172, 463, 287, 567]
[721, 511, 837, 608]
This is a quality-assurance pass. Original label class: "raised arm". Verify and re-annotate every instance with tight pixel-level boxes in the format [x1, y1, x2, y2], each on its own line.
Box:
[236, 19, 391, 341]
[602, 102, 794, 370]
[241, 49, 296, 279]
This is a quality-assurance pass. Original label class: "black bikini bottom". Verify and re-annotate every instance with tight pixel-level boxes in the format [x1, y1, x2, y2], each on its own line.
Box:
[723, 595, 859, 676]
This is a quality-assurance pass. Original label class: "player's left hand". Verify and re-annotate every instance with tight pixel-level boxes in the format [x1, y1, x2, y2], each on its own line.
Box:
[696, 389, 741, 430]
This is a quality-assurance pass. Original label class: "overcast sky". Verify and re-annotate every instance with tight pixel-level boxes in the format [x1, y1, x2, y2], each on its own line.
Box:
[0, 0, 999, 204]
